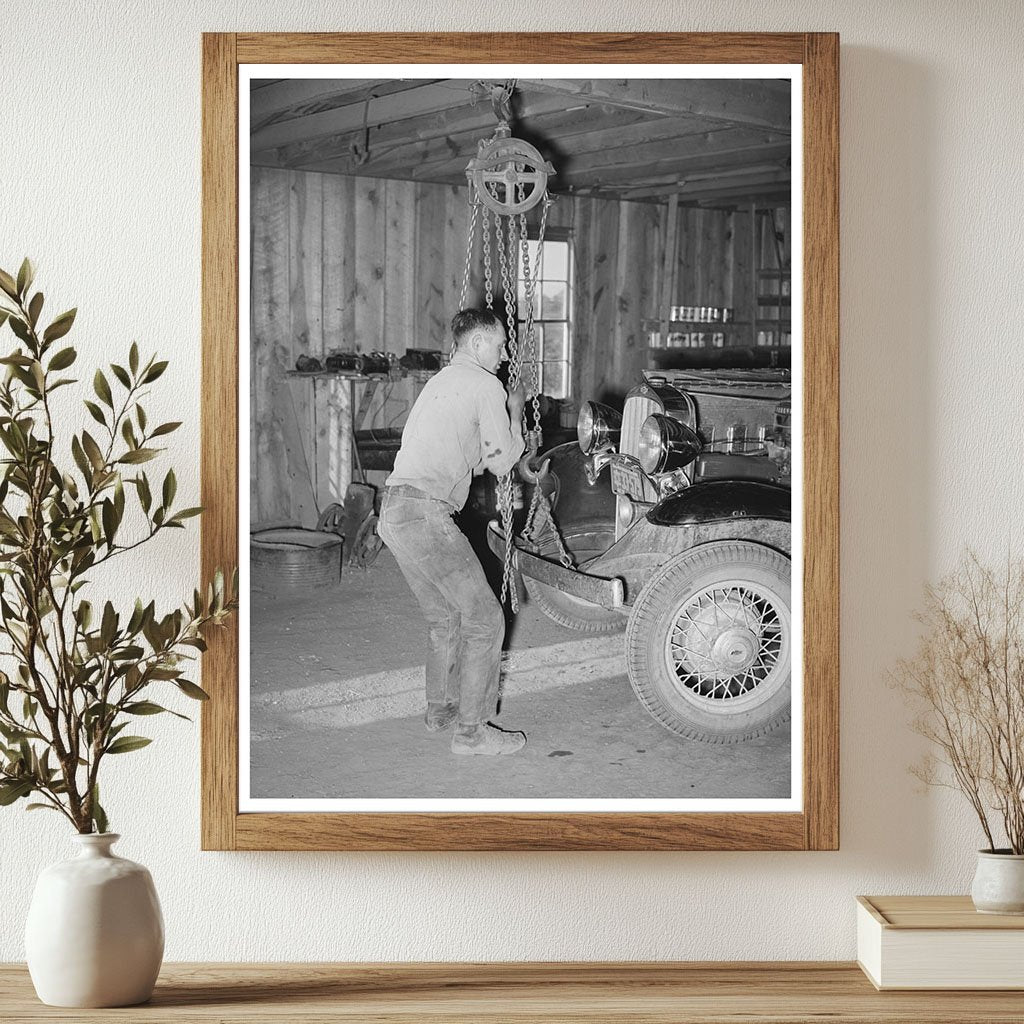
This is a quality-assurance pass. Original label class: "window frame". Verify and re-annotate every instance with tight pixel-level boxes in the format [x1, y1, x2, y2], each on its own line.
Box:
[517, 227, 573, 400]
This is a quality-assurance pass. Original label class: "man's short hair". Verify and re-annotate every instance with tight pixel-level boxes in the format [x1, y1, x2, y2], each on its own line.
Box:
[451, 308, 502, 346]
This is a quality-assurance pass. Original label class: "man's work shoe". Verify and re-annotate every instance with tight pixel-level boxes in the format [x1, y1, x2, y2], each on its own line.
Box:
[424, 702, 458, 732]
[451, 723, 527, 756]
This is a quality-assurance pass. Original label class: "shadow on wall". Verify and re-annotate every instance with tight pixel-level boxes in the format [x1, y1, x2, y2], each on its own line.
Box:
[839, 48, 937, 867]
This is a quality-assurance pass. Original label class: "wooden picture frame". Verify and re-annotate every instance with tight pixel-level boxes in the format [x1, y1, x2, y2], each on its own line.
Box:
[201, 32, 839, 851]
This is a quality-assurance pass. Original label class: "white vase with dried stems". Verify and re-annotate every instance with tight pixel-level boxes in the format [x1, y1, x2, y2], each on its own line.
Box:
[895, 552, 1024, 914]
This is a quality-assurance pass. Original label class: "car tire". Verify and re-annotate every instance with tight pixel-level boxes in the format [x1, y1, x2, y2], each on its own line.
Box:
[522, 518, 626, 633]
[625, 541, 791, 743]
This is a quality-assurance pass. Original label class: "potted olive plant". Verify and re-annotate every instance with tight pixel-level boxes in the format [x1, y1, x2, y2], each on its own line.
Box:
[0, 260, 235, 1006]
[895, 552, 1024, 914]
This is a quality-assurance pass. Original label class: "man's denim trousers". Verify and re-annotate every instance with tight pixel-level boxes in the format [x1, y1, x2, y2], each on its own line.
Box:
[378, 488, 504, 726]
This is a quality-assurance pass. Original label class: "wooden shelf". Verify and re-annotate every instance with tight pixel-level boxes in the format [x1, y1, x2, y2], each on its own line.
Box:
[645, 319, 746, 328]
[649, 344, 782, 352]
[2, 962, 1021, 1022]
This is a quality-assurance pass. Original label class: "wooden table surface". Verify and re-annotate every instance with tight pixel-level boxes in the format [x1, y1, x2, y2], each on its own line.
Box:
[3, 962, 1024, 1023]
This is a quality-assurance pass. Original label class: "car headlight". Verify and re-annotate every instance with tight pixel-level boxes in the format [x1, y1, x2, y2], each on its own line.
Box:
[615, 494, 636, 533]
[577, 401, 622, 455]
[638, 414, 703, 474]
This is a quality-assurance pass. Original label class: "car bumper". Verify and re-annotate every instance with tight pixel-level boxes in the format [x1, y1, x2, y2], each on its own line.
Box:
[486, 520, 625, 609]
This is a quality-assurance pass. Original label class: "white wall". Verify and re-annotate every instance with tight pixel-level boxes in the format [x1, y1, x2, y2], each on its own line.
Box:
[2, 0, 1022, 961]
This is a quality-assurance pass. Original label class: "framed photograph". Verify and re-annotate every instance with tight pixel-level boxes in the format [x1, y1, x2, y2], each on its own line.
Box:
[201, 32, 838, 850]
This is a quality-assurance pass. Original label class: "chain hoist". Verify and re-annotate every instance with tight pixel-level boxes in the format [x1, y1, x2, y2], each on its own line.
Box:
[457, 102, 568, 610]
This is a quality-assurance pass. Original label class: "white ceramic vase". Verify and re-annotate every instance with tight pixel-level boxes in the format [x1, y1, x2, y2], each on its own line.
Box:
[25, 833, 164, 1007]
[971, 849, 1024, 915]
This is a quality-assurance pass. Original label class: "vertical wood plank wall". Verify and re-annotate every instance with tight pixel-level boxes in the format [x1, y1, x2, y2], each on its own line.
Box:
[250, 167, 744, 526]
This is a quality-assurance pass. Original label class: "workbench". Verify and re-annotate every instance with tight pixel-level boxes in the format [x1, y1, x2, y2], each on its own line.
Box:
[2, 962, 1022, 1022]
[282, 370, 434, 519]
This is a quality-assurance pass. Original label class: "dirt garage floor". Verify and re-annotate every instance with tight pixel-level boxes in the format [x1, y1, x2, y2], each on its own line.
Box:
[248, 523, 792, 803]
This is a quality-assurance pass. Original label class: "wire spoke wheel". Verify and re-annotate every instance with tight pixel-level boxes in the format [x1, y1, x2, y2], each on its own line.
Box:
[667, 583, 786, 709]
[626, 541, 791, 743]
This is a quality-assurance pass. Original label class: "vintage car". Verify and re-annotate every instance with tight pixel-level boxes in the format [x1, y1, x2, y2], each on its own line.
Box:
[488, 368, 792, 743]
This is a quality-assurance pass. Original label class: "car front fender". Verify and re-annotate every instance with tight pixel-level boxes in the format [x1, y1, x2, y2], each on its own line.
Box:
[647, 479, 790, 528]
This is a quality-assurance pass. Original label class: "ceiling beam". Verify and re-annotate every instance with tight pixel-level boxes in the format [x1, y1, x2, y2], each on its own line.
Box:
[366, 132, 790, 190]
[516, 78, 791, 133]
[552, 128, 787, 176]
[376, 116, 778, 182]
[251, 81, 488, 151]
[686, 188, 791, 207]
[538, 116, 782, 161]
[625, 169, 791, 200]
[554, 143, 792, 188]
[253, 96, 656, 173]
[251, 78, 435, 124]
[618, 165, 788, 199]
[283, 142, 791, 195]
[566, 188, 791, 209]
[294, 111, 665, 180]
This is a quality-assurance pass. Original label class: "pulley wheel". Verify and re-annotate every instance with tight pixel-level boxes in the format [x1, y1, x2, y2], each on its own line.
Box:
[468, 136, 553, 215]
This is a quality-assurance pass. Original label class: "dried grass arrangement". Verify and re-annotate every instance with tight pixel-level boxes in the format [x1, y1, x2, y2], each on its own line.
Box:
[894, 552, 1024, 854]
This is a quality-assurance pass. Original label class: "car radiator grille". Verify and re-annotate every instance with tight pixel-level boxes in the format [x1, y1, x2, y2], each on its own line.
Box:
[621, 394, 659, 459]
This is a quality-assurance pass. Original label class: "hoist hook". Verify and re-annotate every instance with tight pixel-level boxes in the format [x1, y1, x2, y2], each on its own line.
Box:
[517, 451, 551, 485]
[350, 87, 378, 166]
[467, 80, 515, 124]
[491, 79, 515, 123]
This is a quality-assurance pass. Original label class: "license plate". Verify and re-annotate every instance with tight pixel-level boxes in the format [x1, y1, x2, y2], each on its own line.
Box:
[611, 462, 645, 500]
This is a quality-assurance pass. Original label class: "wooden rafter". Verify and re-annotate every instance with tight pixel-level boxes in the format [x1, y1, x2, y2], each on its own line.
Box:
[516, 78, 791, 133]
[619, 165, 790, 199]
[248, 75, 794, 205]
[555, 143, 791, 187]
[543, 129, 788, 177]
[253, 96, 657, 173]
[251, 81, 485, 151]
[348, 132, 789, 191]
[251, 79, 441, 134]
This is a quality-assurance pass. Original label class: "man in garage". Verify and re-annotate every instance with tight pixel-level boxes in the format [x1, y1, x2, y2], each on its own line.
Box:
[378, 308, 527, 756]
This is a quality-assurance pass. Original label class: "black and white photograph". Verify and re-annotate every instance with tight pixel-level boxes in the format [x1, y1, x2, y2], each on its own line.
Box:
[241, 65, 802, 811]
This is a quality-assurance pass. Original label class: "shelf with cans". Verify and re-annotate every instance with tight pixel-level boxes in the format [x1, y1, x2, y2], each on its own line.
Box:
[754, 268, 792, 349]
[646, 305, 743, 350]
[648, 308, 792, 349]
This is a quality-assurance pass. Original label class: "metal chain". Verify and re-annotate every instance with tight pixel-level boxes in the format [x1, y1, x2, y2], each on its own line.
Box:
[460, 167, 567, 604]
[531, 197, 552, 432]
[522, 476, 544, 538]
[551, 502, 574, 567]
[514, 194, 572, 570]
[521, 475, 574, 570]
[492, 186, 523, 610]
[500, 204, 521, 386]
[481, 204, 493, 309]
[459, 195, 480, 311]
[516, 207, 536, 399]
[540, 491, 575, 568]
[497, 484, 518, 609]
[517, 199, 547, 439]
[454, 194, 482, 359]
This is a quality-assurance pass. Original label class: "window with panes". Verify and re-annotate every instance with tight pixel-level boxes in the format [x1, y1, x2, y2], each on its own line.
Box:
[516, 233, 572, 399]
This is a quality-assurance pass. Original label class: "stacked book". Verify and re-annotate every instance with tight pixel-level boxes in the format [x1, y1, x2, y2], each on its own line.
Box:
[857, 895, 1024, 989]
